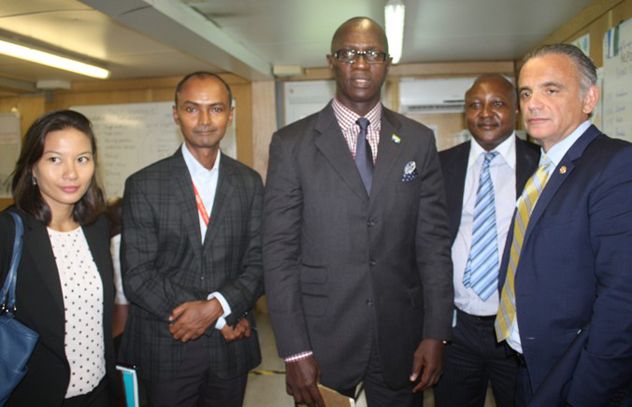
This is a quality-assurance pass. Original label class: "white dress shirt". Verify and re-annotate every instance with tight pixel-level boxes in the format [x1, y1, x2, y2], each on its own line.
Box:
[452, 134, 517, 316]
[181, 144, 231, 329]
[506, 120, 591, 353]
[110, 234, 128, 305]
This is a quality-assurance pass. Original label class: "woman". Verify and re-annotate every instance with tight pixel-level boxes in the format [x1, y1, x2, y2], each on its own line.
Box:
[0, 110, 118, 406]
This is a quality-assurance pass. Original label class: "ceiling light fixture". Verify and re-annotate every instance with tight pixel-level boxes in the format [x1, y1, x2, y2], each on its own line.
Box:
[0, 39, 110, 79]
[384, 0, 405, 64]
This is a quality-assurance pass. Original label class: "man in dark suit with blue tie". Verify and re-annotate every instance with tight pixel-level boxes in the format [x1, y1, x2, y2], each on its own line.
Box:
[121, 72, 263, 407]
[435, 74, 539, 407]
[495, 44, 632, 406]
[263, 17, 453, 407]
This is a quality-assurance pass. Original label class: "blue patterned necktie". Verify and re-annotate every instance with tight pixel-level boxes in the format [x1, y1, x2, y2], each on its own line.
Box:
[463, 150, 499, 300]
[355, 117, 373, 194]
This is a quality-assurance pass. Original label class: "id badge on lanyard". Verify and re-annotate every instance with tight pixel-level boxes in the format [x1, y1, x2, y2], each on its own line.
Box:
[192, 182, 211, 225]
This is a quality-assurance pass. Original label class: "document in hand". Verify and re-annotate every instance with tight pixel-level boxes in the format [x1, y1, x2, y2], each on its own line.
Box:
[297, 384, 355, 407]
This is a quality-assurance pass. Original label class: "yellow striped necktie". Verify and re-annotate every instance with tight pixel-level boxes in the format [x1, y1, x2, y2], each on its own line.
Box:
[495, 155, 552, 341]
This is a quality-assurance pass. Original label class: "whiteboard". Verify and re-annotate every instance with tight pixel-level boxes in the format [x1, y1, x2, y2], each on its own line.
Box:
[73, 102, 237, 198]
[602, 18, 632, 143]
[0, 112, 21, 198]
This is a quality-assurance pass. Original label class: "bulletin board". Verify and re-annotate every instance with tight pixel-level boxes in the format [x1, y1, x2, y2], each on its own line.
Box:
[73, 101, 237, 198]
[602, 18, 632, 143]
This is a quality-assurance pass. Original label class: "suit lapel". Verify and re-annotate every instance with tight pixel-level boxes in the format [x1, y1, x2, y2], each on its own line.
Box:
[170, 149, 204, 256]
[204, 154, 235, 246]
[444, 142, 469, 238]
[23, 215, 65, 315]
[524, 126, 600, 243]
[313, 104, 368, 200]
[370, 109, 404, 199]
[515, 138, 540, 194]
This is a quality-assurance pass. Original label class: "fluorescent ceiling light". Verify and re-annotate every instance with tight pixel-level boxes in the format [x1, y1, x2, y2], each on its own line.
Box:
[384, 0, 405, 64]
[0, 39, 110, 79]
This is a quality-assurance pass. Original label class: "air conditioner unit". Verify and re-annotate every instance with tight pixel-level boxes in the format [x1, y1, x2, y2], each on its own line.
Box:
[399, 77, 476, 113]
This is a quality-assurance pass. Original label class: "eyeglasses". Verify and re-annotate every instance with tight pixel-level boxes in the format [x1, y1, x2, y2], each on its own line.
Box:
[333, 49, 389, 64]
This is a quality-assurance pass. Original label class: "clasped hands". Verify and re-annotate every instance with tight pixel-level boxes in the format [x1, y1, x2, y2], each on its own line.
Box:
[168, 298, 252, 343]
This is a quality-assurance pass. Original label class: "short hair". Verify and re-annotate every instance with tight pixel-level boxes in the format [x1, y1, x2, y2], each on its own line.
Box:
[174, 71, 233, 108]
[466, 73, 517, 105]
[11, 109, 105, 225]
[521, 43, 597, 94]
[330, 17, 389, 54]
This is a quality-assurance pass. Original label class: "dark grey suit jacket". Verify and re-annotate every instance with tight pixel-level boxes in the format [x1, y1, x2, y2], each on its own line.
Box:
[0, 209, 118, 406]
[263, 102, 453, 390]
[439, 137, 540, 244]
[120, 148, 263, 382]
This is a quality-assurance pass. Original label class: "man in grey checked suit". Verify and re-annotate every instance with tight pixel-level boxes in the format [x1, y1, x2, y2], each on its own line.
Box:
[263, 17, 453, 407]
[121, 72, 263, 407]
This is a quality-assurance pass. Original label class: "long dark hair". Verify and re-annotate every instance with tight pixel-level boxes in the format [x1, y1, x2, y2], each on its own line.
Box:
[11, 109, 105, 225]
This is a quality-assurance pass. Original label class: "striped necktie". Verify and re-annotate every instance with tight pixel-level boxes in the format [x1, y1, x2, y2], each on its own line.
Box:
[463, 151, 499, 300]
[355, 117, 373, 193]
[495, 155, 552, 341]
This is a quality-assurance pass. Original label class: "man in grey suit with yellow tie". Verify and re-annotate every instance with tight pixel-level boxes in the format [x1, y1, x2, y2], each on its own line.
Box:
[263, 17, 453, 407]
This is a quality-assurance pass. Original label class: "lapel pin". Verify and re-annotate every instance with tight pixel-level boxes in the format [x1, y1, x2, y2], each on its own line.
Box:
[559, 165, 567, 174]
[391, 134, 401, 144]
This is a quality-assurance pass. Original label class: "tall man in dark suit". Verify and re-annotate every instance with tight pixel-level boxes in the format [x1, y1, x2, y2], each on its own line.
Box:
[263, 17, 453, 407]
[435, 74, 539, 407]
[495, 44, 632, 406]
[121, 72, 263, 407]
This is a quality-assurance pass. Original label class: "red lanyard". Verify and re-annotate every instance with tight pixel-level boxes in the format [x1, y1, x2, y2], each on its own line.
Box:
[192, 182, 211, 226]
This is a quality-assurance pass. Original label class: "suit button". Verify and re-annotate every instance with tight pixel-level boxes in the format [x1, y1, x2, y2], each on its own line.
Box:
[367, 219, 376, 227]
[366, 298, 374, 306]
[369, 260, 376, 266]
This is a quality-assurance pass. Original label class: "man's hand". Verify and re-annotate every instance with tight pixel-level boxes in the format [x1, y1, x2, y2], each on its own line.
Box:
[286, 355, 324, 407]
[410, 338, 445, 392]
[221, 318, 252, 342]
[168, 299, 223, 342]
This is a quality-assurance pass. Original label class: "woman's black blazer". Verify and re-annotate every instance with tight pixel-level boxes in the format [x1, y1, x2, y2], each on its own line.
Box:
[0, 208, 117, 406]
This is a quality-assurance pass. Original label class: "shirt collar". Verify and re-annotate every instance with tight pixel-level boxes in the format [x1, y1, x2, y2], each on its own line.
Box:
[468, 132, 517, 170]
[543, 120, 591, 167]
[181, 143, 221, 179]
[331, 98, 382, 130]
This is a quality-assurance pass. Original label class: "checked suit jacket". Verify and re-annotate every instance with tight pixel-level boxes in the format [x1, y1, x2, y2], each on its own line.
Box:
[120, 148, 263, 383]
[263, 102, 454, 391]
